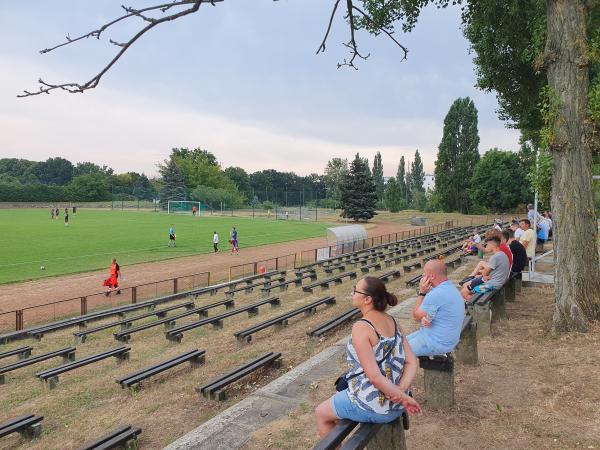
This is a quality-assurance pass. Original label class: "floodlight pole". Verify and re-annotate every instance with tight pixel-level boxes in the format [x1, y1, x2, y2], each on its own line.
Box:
[532, 151, 539, 277]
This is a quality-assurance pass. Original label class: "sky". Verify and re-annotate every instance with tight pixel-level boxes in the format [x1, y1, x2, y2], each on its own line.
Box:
[0, 1, 520, 177]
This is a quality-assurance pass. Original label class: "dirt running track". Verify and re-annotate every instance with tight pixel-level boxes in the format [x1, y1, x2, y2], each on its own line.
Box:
[0, 222, 414, 314]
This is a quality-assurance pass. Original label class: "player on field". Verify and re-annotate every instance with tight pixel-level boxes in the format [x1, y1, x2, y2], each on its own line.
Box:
[64, 210, 69, 226]
[230, 226, 238, 254]
[104, 258, 122, 296]
[213, 231, 219, 253]
[169, 224, 176, 247]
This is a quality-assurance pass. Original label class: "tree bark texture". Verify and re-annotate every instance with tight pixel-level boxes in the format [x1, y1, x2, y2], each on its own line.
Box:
[546, 0, 600, 331]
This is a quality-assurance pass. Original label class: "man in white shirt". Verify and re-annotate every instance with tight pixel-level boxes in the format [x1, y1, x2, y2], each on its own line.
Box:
[213, 231, 219, 253]
[519, 219, 537, 260]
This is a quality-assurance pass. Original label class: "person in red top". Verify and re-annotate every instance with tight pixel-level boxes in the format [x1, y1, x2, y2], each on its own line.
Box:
[499, 231, 513, 269]
[104, 258, 122, 296]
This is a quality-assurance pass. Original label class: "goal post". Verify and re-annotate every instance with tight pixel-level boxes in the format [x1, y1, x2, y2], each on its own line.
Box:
[167, 201, 203, 216]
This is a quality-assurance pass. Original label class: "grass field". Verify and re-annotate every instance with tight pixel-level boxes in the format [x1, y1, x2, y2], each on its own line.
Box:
[0, 209, 332, 284]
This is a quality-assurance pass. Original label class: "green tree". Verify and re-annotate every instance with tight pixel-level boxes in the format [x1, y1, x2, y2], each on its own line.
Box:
[410, 149, 425, 195]
[396, 156, 407, 206]
[133, 174, 155, 200]
[67, 173, 111, 201]
[224, 166, 251, 197]
[158, 157, 186, 207]
[0, 158, 39, 184]
[340, 153, 378, 221]
[372, 152, 385, 203]
[470, 148, 529, 210]
[324, 158, 349, 209]
[73, 162, 114, 178]
[384, 177, 405, 212]
[34, 157, 74, 185]
[434, 97, 481, 213]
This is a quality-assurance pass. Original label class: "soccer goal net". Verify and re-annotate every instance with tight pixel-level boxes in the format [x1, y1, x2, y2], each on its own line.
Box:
[167, 201, 203, 216]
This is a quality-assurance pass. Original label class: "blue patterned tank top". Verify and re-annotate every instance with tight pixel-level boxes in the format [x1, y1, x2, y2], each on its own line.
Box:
[345, 319, 405, 414]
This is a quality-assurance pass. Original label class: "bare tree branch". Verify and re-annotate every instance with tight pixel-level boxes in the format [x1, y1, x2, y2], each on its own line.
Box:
[18, 0, 223, 97]
[316, 0, 409, 70]
[351, 4, 408, 61]
[19, 0, 410, 97]
[316, 0, 342, 55]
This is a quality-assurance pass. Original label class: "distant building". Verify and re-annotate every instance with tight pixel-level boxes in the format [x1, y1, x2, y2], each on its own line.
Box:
[423, 174, 435, 192]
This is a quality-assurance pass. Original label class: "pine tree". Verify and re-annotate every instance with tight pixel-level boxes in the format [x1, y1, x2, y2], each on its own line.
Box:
[159, 157, 187, 207]
[340, 153, 378, 221]
[434, 97, 480, 213]
[372, 152, 385, 203]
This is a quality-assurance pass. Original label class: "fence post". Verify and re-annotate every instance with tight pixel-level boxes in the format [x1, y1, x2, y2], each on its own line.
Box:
[275, 257, 279, 270]
[16, 310, 23, 331]
[80, 297, 87, 315]
[314, 248, 318, 262]
[173, 278, 178, 294]
[207, 271, 211, 286]
[131, 287, 137, 304]
[253, 262, 258, 275]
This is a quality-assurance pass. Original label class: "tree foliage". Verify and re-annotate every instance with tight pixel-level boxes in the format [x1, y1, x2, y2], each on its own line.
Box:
[409, 149, 425, 195]
[33, 157, 74, 185]
[434, 97, 480, 213]
[470, 148, 529, 211]
[372, 152, 385, 202]
[340, 153, 378, 221]
[396, 156, 407, 204]
[158, 157, 186, 207]
[325, 158, 349, 208]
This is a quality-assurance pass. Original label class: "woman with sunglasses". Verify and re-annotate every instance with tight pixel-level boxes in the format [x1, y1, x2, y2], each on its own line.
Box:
[315, 276, 421, 436]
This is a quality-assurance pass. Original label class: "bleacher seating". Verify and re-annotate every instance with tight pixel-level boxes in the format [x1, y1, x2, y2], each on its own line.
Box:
[77, 425, 141, 450]
[116, 349, 205, 390]
[234, 296, 337, 343]
[36, 346, 130, 389]
[0, 414, 43, 440]
[197, 352, 281, 400]
[0, 347, 76, 385]
[165, 296, 281, 343]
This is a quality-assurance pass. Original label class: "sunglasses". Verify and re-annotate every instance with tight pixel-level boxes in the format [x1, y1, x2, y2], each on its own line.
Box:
[352, 286, 370, 296]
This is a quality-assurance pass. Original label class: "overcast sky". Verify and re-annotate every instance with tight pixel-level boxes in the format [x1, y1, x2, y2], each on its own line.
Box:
[0, 1, 520, 177]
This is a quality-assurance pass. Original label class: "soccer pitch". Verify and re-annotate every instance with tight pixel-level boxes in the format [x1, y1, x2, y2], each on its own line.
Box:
[0, 209, 333, 284]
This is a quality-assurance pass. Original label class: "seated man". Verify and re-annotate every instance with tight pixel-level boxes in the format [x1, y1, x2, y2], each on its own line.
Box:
[503, 228, 527, 275]
[407, 260, 465, 357]
[460, 236, 510, 301]
[461, 228, 511, 282]
[462, 231, 481, 255]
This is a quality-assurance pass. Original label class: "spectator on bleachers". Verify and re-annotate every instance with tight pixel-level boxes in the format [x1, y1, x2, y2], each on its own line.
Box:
[315, 276, 421, 437]
[537, 215, 550, 245]
[460, 236, 510, 301]
[461, 228, 510, 284]
[544, 211, 553, 239]
[518, 219, 537, 261]
[503, 229, 527, 275]
[407, 260, 465, 357]
[511, 220, 524, 240]
[462, 231, 481, 255]
[493, 219, 502, 231]
[527, 203, 543, 225]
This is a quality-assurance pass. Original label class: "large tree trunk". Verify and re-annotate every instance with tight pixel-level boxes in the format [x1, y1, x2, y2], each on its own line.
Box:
[546, 0, 600, 331]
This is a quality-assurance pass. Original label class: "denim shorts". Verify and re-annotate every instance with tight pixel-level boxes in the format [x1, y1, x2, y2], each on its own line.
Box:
[331, 390, 401, 424]
[407, 328, 448, 357]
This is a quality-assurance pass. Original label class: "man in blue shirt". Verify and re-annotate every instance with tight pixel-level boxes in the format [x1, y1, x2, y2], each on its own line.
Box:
[168, 224, 176, 247]
[407, 260, 465, 357]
